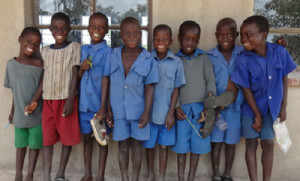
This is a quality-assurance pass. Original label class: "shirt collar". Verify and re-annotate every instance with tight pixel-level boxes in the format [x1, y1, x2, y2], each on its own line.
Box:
[152, 49, 176, 61]
[91, 40, 107, 52]
[243, 42, 275, 57]
[207, 45, 244, 57]
[176, 48, 205, 60]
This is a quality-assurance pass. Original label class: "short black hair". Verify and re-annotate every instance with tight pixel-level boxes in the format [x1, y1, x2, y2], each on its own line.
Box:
[120, 17, 140, 30]
[216, 17, 237, 32]
[90, 12, 109, 28]
[51, 12, 70, 26]
[20, 27, 42, 42]
[243, 15, 269, 33]
[153, 24, 172, 38]
[179, 21, 201, 36]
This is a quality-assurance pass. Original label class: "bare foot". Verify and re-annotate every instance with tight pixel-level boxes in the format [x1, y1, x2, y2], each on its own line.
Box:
[95, 176, 104, 181]
[15, 173, 22, 181]
[24, 174, 33, 181]
[146, 173, 155, 181]
[80, 176, 93, 181]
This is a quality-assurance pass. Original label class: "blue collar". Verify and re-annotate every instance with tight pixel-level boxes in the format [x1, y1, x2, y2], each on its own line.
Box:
[152, 49, 176, 61]
[90, 40, 107, 52]
[176, 48, 205, 60]
[243, 42, 276, 57]
[207, 45, 244, 57]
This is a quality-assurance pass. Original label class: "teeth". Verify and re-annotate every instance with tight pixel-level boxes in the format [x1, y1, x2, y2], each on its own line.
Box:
[186, 48, 192, 51]
[94, 33, 100, 38]
[223, 43, 229, 46]
[56, 36, 63, 40]
[158, 45, 165, 49]
[27, 48, 33, 52]
[243, 43, 250, 47]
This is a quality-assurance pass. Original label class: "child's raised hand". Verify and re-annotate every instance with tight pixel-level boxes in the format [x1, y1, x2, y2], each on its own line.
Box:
[165, 111, 175, 130]
[139, 112, 149, 128]
[175, 107, 186, 120]
[80, 59, 92, 71]
[252, 115, 262, 132]
[279, 106, 287, 122]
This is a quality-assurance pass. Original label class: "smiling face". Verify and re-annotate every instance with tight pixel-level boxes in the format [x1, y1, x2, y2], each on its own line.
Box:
[240, 22, 267, 54]
[88, 15, 108, 44]
[120, 23, 141, 49]
[178, 27, 200, 57]
[19, 32, 41, 57]
[216, 23, 237, 52]
[50, 18, 70, 45]
[153, 29, 172, 54]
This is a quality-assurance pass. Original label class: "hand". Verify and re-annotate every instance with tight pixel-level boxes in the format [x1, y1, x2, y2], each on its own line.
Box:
[106, 110, 114, 128]
[8, 111, 14, 124]
[175, 107, 186, 120]
[279, 106, 287, 122]
[95, 107, 106, 121]
[24, 101, 38, 115]
[80, 60, 92, 71]
[62, 97, 74, 117]
[252, 115, 262, 132]
[165, 111, 175, 130]
[276, 37, 288, 47]
[139, 112, 149, 128]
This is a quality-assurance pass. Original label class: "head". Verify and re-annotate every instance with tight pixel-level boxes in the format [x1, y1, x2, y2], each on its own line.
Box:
[88, 12, 109, 44]
[215, 17, 238, 51]
[153, 24, 173, 54]
[50, 12, 71, 45]
[120, 17, 141, 49]
[178, 21, 201, 56]
[19, 27, 42, 57]
[240, 15, 269, 52]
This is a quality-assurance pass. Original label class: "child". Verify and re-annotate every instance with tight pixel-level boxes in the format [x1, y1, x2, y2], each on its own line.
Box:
[78, 12, 112, 181]
[108, 17, 159, 181]
[142, 24, 186, 181]
[41, 12, 81, 181]
[207, 17, 244, 181]
[4, 27, 43, 181]
[231, 15, 297, 181]
[172, 21, 216, 181]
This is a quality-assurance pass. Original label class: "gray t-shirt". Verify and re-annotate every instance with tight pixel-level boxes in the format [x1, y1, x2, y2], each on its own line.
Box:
[4, 58, 43, 128]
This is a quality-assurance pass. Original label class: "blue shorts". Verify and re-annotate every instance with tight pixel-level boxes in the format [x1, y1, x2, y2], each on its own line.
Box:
[242, 112, 274, 140]
[113, 119, 150, 141]
[142, 123, 175, 148]
[79, 111, 111, 135]
[171, 104, 211, 154]
[211, 106, 241, 144]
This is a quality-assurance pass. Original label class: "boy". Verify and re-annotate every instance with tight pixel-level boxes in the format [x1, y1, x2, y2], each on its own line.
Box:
[41, 12, 81, 181]
[142, 24, 186, 181]
[78, 12, 112, 181]
[108, 17, 159, 181]
[172, 21, 216, 181]
[4, 27, 43, 181]
[231, 15, 297, 181]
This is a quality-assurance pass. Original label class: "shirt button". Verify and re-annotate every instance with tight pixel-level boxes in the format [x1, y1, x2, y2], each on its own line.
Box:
[269, 76, 272, 79]
[125, 85, 127, 88]
[269, 96, 272, 99]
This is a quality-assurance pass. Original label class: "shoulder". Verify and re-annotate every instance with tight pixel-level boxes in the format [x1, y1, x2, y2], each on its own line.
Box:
[70, 41, 81, 49]
[31, 57, 43, 68]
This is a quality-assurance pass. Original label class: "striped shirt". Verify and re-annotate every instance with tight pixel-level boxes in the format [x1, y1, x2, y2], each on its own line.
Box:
[41, 42, 80, 100]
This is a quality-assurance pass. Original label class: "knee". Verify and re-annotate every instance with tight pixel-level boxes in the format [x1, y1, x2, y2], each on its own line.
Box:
[246, 138, 258, 150]
[261, 140, 274, 153]
[119, 141, 129, 153]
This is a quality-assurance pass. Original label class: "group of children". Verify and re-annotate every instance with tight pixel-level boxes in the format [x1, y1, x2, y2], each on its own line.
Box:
[4, 10, 296, 181]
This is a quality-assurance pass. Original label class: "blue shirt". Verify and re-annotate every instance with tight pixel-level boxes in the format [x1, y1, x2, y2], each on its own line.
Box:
[151, 50, 186, 124]
[176, 48, 206, 60]
[208, 45, 244, 111]
[109, 46, 159, 120]
[231, 43, 297, 121]
[79, 40, 112, 113]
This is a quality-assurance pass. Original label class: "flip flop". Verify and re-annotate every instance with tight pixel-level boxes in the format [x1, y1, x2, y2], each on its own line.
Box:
[90, 114, 108, 146]
[55, 178, 69, 181]
[204, 91, 234, 109]
[221, 175, 233, 181]
[212, 175, 222, 181]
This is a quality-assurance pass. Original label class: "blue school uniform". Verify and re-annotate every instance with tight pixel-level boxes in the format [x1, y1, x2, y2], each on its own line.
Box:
[171, 49, 212, 154]
[231, 43, 297, 139]
[207, 45, 244, 144]
[143, 50, 186, 148]
[109, 46, 159, 141]
[79, 41, 112, 134]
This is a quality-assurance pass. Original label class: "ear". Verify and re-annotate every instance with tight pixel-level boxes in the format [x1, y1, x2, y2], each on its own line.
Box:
[215, 32, 218, 39]
[170, 38, 173, 45]
[236, 31, 239, 38]
[18, 36, 21, 43]
[263, 32, 268, 41]
[178, 33, 181, 42]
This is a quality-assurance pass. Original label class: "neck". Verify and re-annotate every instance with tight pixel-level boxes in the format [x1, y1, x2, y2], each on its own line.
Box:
[254, 42, 267, 57]
[53, 40, 69, 48]
[157, 50, 168, 60]
[123, 46, 142, 53]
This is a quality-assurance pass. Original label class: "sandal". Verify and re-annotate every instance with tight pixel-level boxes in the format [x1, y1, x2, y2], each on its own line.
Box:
[55, 178, 69, 181]
[221, 175, 233, 181]
[212, 175, 222, 181]
[90, 114, 108, 146]
[204, 91, 234, 109]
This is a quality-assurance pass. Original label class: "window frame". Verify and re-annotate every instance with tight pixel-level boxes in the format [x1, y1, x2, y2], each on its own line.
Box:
[31, 0, 153, 50]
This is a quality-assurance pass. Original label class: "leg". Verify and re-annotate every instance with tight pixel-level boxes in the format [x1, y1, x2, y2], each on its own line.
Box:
[177, 153, 186, 181]
[118, 139, 130, 181]
[187, 153, 199, 181]
[81, 133, 94, 181]
[245, 138, 258, 181]
[43, 146, 54, 181]
[211, 142, 222, 178]
[24, 148, 40, 181]
[56, 145, 72, 179]
[261, 140, 274, 181]
[146, 148, 155, 181]
[15, 148, 27, 181]
[96, 145, 108, 181]
[223, 144, 236, 180]
[158, 146, 168, 181]
[131, 138, 142, 181]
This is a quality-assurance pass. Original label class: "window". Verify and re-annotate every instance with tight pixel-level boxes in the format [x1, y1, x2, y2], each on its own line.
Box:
[254, 0, 300, 65]
[33, 0, 152, 49]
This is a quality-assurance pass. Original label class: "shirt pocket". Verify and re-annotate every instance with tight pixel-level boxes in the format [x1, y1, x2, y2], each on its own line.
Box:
[131, 66, 150, 87]
[274, 62, 283, 80]
[165, 72, 175, 89]
[250, 78, 260, 92]
[110, 63, 122, 85]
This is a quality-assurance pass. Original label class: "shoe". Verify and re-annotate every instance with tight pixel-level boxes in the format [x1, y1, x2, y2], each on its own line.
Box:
[204, 91, 234, 109]
[221, 175, 233, 181]
[90, 114, 108, 146]
[199, 108, 216, 138]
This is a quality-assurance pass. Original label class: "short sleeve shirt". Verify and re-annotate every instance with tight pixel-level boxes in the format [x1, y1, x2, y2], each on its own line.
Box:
[109, 46, 159, 120]
[79, 41, 112, 113]
[42, 42, 81, 100]
[231, 43, 297, 121]
[4, 58, 43, 128]
[151, 50, 186, 124]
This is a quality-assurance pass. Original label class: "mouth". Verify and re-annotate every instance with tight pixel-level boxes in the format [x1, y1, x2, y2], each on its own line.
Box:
[157, 45, 166, 49]
[93, 33, 101, 38]
[55, 36, 64, 40]
[222, 42, 229, 46]
[186, 47, 192, 52]
[243, 43, 250, 48]
[26, 47, 33, 52]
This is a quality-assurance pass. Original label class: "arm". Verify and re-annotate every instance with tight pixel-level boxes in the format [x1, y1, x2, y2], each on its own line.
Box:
[78, 59, 91, 78]
[139, 84, 154, 128]
[9, 98, 14, 124]
[63, 65, 79, 116]
[95, 76, 109, 119]
[204, 56, 217, 95]
[165, 88, 179, 130]
[279, 76, 288, 122]
[241, 87, 262, 132]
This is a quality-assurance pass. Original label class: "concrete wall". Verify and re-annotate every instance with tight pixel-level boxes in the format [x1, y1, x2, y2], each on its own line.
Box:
[0, 0, 300, 180]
